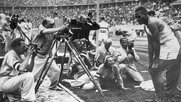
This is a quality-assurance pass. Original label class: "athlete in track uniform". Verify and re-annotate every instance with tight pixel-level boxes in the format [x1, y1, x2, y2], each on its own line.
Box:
[98, 16, 110, 46]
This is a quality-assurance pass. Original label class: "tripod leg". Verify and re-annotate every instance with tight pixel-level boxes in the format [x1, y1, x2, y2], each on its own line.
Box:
[65, 39, 104, 96]
[59, 42, 67, 82]
[35, 57, 50, 93]
[35, 39, 60, 93]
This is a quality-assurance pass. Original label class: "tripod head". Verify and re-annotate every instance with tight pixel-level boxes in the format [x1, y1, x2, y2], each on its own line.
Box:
[55, 34, 70, 42]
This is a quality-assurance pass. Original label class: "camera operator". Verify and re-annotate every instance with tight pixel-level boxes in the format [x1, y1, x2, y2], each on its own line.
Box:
[69, 14, 100, 50]
[0, 38, 36, 102]
[118, 37, 143, 82]
[32, 17, 69, 91]
[66, 14, 100, 69]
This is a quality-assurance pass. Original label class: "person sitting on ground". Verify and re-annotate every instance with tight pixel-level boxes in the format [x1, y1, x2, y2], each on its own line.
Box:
[96, 55, 130, 90]
[64, 54, 98, 90]
[64, 55, 129, 91]
[0, 38, 36, 102]
[118, 37, 144, 82]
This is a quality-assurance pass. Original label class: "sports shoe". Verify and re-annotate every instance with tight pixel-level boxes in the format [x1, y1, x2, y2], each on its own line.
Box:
[49, 85, 62, 91]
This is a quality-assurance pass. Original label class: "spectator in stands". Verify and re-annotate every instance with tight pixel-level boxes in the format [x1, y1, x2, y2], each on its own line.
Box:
[97, 16, 110, 46]
[0, 38, 36, 102]
[135, 7, 180, 102]
[53, 12, 64, 28]
[27, 19, 33, 40]
[32, 17, 68, 91]
[0, 13, 13, 52]
[148, 10, 156, 17]
[14, 18, 30, 45]
[118, 37, 144, 82]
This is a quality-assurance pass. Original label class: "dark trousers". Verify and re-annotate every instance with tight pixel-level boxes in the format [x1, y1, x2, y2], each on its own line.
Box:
[149, 57, 180, 100]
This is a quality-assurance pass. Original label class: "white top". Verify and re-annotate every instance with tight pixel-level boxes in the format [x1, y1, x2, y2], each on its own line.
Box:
[98, 21, 110, 40]
[148, 17, 180, 60]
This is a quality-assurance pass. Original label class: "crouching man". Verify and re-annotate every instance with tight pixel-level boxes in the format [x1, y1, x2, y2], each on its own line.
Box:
[0, 38, 36, 102]
[118, 37, 144, 82]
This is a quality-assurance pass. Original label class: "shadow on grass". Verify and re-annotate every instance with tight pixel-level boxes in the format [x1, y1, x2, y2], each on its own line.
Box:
[64, 61, 181, 102]
[61, 61, 154, 102]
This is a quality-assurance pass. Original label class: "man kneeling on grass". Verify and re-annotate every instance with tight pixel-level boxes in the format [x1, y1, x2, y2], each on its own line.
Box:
[64, 55, 130, 91]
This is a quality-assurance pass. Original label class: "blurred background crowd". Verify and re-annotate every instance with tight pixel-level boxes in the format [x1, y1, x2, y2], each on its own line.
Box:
[0, 0, 180, 28]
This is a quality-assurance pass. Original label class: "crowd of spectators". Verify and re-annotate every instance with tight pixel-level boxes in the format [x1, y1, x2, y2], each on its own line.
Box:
[0, 0, 179, 28]
[0, 0, 122, 7]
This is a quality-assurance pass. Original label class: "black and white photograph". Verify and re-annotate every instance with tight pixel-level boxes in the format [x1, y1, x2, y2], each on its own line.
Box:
[0, 0, 181, 102]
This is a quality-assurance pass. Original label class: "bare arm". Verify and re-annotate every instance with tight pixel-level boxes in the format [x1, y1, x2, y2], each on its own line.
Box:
[147, 32, 154, 69]
[94, 48, 101, 61]
[114, 64, 129, 90]
[148, 21, 161, 68]
[132, 48, 140, 62]
[19, 46, 35, 71]
[41, 24, 68, 34]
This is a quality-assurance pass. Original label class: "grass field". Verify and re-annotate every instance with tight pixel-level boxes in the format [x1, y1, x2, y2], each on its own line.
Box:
[0, 30, 180, 102]
[60, 36, 181, 102]
[66, 60, 155, 102]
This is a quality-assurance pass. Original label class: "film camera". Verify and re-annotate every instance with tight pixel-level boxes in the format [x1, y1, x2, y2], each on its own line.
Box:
[10, 14, 20, 30]
[64, 15, 93, 38]
[10, 14, 26, 30]
[127, 40, 134, 50]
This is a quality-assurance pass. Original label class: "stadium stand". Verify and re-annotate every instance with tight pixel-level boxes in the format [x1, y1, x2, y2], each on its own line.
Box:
[0, 0, 178, 28]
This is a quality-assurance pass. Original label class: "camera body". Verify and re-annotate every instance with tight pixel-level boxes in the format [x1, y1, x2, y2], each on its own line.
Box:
[69, 18, 79, 26]
[127, 40, 135, 57]
[10, 14, 20, 30]
[128, 41, 134, 50]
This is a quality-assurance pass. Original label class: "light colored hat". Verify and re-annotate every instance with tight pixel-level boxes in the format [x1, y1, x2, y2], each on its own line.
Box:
[79, 15, 87, 22]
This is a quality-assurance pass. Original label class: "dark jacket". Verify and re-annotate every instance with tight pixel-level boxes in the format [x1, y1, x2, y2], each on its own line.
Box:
[70, 20, 100, 41]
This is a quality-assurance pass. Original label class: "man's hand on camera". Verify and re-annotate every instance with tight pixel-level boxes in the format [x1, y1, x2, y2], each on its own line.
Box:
[58, 24, 69, 35]
[87, 17, 94, 23]
[27, 45, 36, 55]
[61, 24, 69, 31]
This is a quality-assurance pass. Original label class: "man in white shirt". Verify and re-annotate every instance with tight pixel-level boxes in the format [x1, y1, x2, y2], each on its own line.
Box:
[98, 16, 110, 46]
